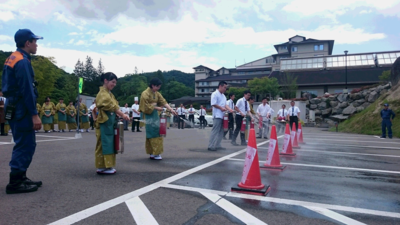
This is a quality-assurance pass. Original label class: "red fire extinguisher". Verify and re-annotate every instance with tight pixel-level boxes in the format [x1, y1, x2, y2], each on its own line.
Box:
[159, 109, 167, 137]
[240, 117, 246, 133]
[250, 119, 255, 129]
[223, 112, 229, 132]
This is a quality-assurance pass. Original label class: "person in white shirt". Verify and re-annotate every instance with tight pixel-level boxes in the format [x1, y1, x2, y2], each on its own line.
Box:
[208, 81, 234, 151]
[277, 104, 289, 133]
[287, 101, 301, 131]
[177, 104, 186, 129]
[223, 93, 235, 140]
[198, 105, 207, 129]
[131, 97, 141, 132]
[188, 104, 195, 127]
[231, 90, 252, 146]
[122, 103, 130, 130]
[256, 97, 271, 139]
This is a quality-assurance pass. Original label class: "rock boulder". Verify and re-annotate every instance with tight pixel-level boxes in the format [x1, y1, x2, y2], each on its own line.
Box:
[338, 102, 349, 108]
[330, 101, 339, 108]
[368, 91, 379, 103]
[310, 104, 317, 110]
[337, 94, 349, 103]
[322, 108, 332, 116]
[318, 102, 327, 110]
[310, 98, 321, 104]
[356, 106, 364, 113]
[342, 104, 357, 115]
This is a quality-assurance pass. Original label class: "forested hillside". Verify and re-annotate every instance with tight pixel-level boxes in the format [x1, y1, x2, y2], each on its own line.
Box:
[0, 50, 195, 105]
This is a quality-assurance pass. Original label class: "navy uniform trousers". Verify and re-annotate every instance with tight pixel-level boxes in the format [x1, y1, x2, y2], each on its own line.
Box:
[381, 119, 392, 138]
[9, 114, 36, 172]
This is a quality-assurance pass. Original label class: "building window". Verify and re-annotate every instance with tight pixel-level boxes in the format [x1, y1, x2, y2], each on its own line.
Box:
[314, 45, 324, 51]
[201, 89, 204, 92]
[281, 46, 287, 50]
[292, 46, 298, 52]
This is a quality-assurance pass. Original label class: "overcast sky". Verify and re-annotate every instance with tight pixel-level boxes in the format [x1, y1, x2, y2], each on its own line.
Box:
[0, 0, 399, 76]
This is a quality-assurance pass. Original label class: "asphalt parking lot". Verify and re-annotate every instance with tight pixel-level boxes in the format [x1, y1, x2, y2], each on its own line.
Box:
[1, 125, 400, 225]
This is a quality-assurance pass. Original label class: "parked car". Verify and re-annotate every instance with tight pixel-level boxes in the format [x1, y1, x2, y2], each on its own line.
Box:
[170, 109, 213, 128]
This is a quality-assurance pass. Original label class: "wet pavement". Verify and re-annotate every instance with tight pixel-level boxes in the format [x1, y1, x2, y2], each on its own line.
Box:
[1, 126, 400, 224]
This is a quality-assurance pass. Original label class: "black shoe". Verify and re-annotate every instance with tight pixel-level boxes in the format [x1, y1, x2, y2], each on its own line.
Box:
[91, 127, 94, 130]
[231, 142, 239, 146]
[137, 130, 142, 132]
[264, 137, 268, 139]
[380, 136, 386, 139]
[222, 137, 227, 140]
[241, 143, 247, 146]
[208, 147, 216, 151]
[132, 130, 135, 132]
[22, 172, 42, 187]
[6, 172, 38, 194]
[216, 147, 226, 150]
[256, 136, 262, 139]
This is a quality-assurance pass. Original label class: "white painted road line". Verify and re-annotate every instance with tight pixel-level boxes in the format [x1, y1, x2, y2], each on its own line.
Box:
[36, 135, 77, 139]
[228, 158, 400, 174]
[201, 192, 268, 225]
[225, 192, 400, 219]
[304, 138, 400, 145]
[48, 138, 277, 225]
[301, 143, 400, 150]
[125, 197, 159, 225]
[164, 184, 400, 219]
[1, 138, 79, 145]
[304, 206, 366, 225]
[258, 147, 400, 158]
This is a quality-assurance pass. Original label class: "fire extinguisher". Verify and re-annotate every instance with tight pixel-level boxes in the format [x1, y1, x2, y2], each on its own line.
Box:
[114, 119, 124, 154]
[223, 112, 229, 132]
[160, 109, 167, 137]
[250, 118, 255, 129]
[240, 116, 246, 133]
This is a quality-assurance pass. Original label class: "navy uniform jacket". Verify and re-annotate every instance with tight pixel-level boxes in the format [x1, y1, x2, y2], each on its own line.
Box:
[381, 109, 395, 120]
[2, 49, 38, 120]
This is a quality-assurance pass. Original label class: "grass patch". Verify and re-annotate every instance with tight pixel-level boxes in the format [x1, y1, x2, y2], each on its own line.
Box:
[330, 95, 400, 138]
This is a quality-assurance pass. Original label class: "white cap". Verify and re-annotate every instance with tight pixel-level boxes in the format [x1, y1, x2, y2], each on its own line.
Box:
[134, 97, 138, 101]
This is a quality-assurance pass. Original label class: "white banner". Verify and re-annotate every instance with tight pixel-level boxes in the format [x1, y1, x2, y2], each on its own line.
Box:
[241, 146, 257, 184]
[291, 131, 296, 146]
[266, 139, 277, 165]
[282, 134, 291, 153]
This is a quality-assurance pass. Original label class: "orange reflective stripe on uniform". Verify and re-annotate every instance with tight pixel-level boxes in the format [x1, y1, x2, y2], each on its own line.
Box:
[4, 51, 24, 68]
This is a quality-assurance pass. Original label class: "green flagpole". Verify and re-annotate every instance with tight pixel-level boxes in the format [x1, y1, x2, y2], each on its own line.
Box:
[76, 78, 83, 138]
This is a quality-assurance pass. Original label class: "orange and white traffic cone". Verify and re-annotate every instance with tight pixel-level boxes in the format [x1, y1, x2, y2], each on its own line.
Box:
[297, 123, 305, 144]
[280, 123, 296, 156]
[291, 123, 301, 149]
[231, 128, 270, 196]
[260, 125, 286, 170]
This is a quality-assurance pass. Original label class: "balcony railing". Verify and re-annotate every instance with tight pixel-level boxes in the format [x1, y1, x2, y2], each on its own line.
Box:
[280, 50, 400, 71]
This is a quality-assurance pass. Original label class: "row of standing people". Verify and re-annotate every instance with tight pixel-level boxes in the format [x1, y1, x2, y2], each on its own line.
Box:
[175, 104, 207, 129]
[208, 81, 301, 151]
[36, 97, 91, 133]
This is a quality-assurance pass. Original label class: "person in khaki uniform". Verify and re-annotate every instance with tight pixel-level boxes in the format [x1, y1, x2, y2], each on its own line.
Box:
[66, 101, 77, 131]
[41, 98, 54, 133]
[79, 99, 90, 132]
[56, 98, 67, 132]
[95, 72, 129, 174]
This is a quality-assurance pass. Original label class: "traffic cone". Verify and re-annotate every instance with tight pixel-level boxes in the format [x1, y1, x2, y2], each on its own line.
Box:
[297, 123, 305, 144]
[291, 123, 301, 149]
[260, 125, 286, 170]
[231, 128, 270, 196]
[280, 123, 296, 156]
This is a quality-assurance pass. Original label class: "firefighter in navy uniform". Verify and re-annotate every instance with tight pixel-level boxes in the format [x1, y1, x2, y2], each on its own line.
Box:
[2, 29, 43, 194]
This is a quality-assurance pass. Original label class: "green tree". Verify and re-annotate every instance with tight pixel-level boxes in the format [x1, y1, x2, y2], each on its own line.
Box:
[225, 87, 248, 103]
[117, 75, 148, 105]
[166, 80, 194, 102]
[280, 72, 298, 99]
[97, 58, 105, 76]
[31, 56, 61, 102]
[248, 77, 280, 100]
[379, 70, 391, 83]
